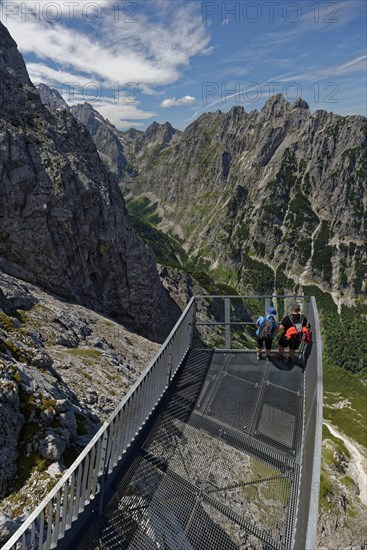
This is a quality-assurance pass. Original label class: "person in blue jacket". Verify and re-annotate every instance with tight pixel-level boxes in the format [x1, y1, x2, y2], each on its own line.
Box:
[255, 306, 279, 360]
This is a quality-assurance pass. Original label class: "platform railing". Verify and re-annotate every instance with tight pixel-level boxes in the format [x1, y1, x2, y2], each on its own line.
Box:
[193, 294, 311, 353]
[3, 298, 195, 550]
[293, 296, 323, 549]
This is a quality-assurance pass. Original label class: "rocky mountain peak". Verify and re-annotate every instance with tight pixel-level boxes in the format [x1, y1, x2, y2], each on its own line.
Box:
[120, 92, 367, 300]
[227, 105, 246, 119]
[70, 101, 128, 181]
[36, 84, 70, 111]
[293, 97, 310, 110]
[145, 120, 177, 145]
[70, 102, 107, 131]
[261, 93, 290, 117]
[124, 127, 144, 139]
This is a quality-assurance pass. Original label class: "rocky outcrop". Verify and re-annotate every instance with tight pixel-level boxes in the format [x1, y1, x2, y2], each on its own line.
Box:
[120, 94, 367, 299]
[0, 22, 180, 343]
[158, 264, 204, 310]
[0, 270, 159, 539]
[317, 424, 367, 549]
[36, 84, 70, 111]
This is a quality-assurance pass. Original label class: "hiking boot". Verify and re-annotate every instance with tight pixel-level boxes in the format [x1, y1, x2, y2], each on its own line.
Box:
[286, 357, 293, 364]
[256, 353, 262, 361]
[276, 353, 285, 360]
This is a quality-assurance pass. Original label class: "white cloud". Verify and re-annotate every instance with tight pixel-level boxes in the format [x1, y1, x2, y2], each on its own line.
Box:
[3, 1, 212, 126]
[5, 2, 211, 87]
[161, 95, 196, 108]
[334, 55, 367, 74]
[97, 102, 157, 129]
[26, 63, 92, 89]
[275, 55, 367, 81]
[0, 0, 117, 22]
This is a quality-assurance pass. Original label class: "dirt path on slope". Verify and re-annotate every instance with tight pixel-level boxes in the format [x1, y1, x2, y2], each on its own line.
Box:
[324, 421, 367, 506]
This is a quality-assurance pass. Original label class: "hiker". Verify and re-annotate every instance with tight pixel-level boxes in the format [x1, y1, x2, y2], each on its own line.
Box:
[277, 303, 311, 363]
[255, 306, 279, 360]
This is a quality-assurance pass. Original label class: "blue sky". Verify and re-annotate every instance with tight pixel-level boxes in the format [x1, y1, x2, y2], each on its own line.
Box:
[1, 0, 366, 130]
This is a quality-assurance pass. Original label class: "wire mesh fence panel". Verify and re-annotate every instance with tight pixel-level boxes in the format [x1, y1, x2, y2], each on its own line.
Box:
[192, 295, 312, 354]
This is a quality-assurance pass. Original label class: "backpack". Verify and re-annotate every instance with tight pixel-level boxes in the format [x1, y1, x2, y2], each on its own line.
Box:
[259, 316, 275, 339]
[290, 315, 304, 337]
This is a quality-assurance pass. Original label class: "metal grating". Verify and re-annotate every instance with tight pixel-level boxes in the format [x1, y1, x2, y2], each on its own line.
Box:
[253, 385, 303, 454]
[76, 350, 304, 550]
[266, 361, 304, 394]
[203, 374, 259, 433]
[226, 354, 265, 385]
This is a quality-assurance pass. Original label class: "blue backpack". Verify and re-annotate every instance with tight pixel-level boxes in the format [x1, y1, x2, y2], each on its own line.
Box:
[259, 316, 276, 338]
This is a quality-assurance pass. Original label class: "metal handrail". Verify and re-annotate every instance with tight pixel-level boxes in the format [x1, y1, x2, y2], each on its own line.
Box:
[193, 294, 312, 352]
[3, 298, 195, 550]
[293, 296, 323, 549]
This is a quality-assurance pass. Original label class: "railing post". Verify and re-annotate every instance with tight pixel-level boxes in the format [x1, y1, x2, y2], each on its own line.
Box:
[167, 339, 174, 383]
[224, 298, 231, 349]
[189, 299, 196, 348]
[264, 297, 270, 314]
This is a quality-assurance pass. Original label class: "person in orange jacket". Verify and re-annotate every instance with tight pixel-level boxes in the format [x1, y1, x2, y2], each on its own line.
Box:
[277, 303, 311, 363]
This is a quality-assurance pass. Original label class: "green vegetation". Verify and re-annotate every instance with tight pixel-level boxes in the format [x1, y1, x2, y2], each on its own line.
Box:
[125, 196, 161, 226]
[319, 468, 334, 509]
[261, 148, 299, 221]
[305, 285, 367, 375]
[288, 190, 319, 229]
[311, 221, 333, 284]
[323, 363, 367, 448]
[131, 216, 194, 270]
[283, 189, 319, 263]
[10, 384, 60, 487]
[302, 286, 367, 448]
[239, 252, 275, 294]
[0, 311, 16, 331]
[15, 453, 49, 490]
[322, 424, 351, 461]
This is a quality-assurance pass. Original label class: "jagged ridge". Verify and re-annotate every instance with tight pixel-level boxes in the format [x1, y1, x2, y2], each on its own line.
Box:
[119, 95, 367, 299]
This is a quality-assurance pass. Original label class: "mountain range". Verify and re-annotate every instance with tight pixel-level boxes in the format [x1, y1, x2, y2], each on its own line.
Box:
[61, 94, 367, 306]
[1, 20, 366, 549]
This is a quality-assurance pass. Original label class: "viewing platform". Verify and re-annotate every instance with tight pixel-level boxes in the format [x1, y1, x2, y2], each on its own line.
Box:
[4, 296, 323, 550]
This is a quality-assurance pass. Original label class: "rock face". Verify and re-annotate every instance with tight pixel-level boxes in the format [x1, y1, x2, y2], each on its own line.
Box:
[0, 269, 160, 536]
[0, 22, 180, 343]
[120, 94, 367, 298]
[0, 365, 23, 498]
[70, 102, 127, 181]
[317, 425, 367, 549]
[69, 99, 180, 182]
[36, 84, 69, 111]
[40, 90, 179, 185]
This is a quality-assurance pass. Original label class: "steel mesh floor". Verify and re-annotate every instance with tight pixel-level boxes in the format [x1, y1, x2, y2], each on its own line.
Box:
[77, 350, 304, 550]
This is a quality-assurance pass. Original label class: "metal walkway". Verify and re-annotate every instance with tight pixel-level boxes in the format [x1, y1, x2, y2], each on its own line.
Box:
[76, 351, 304, 550]
[3, 295, 323, 550]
